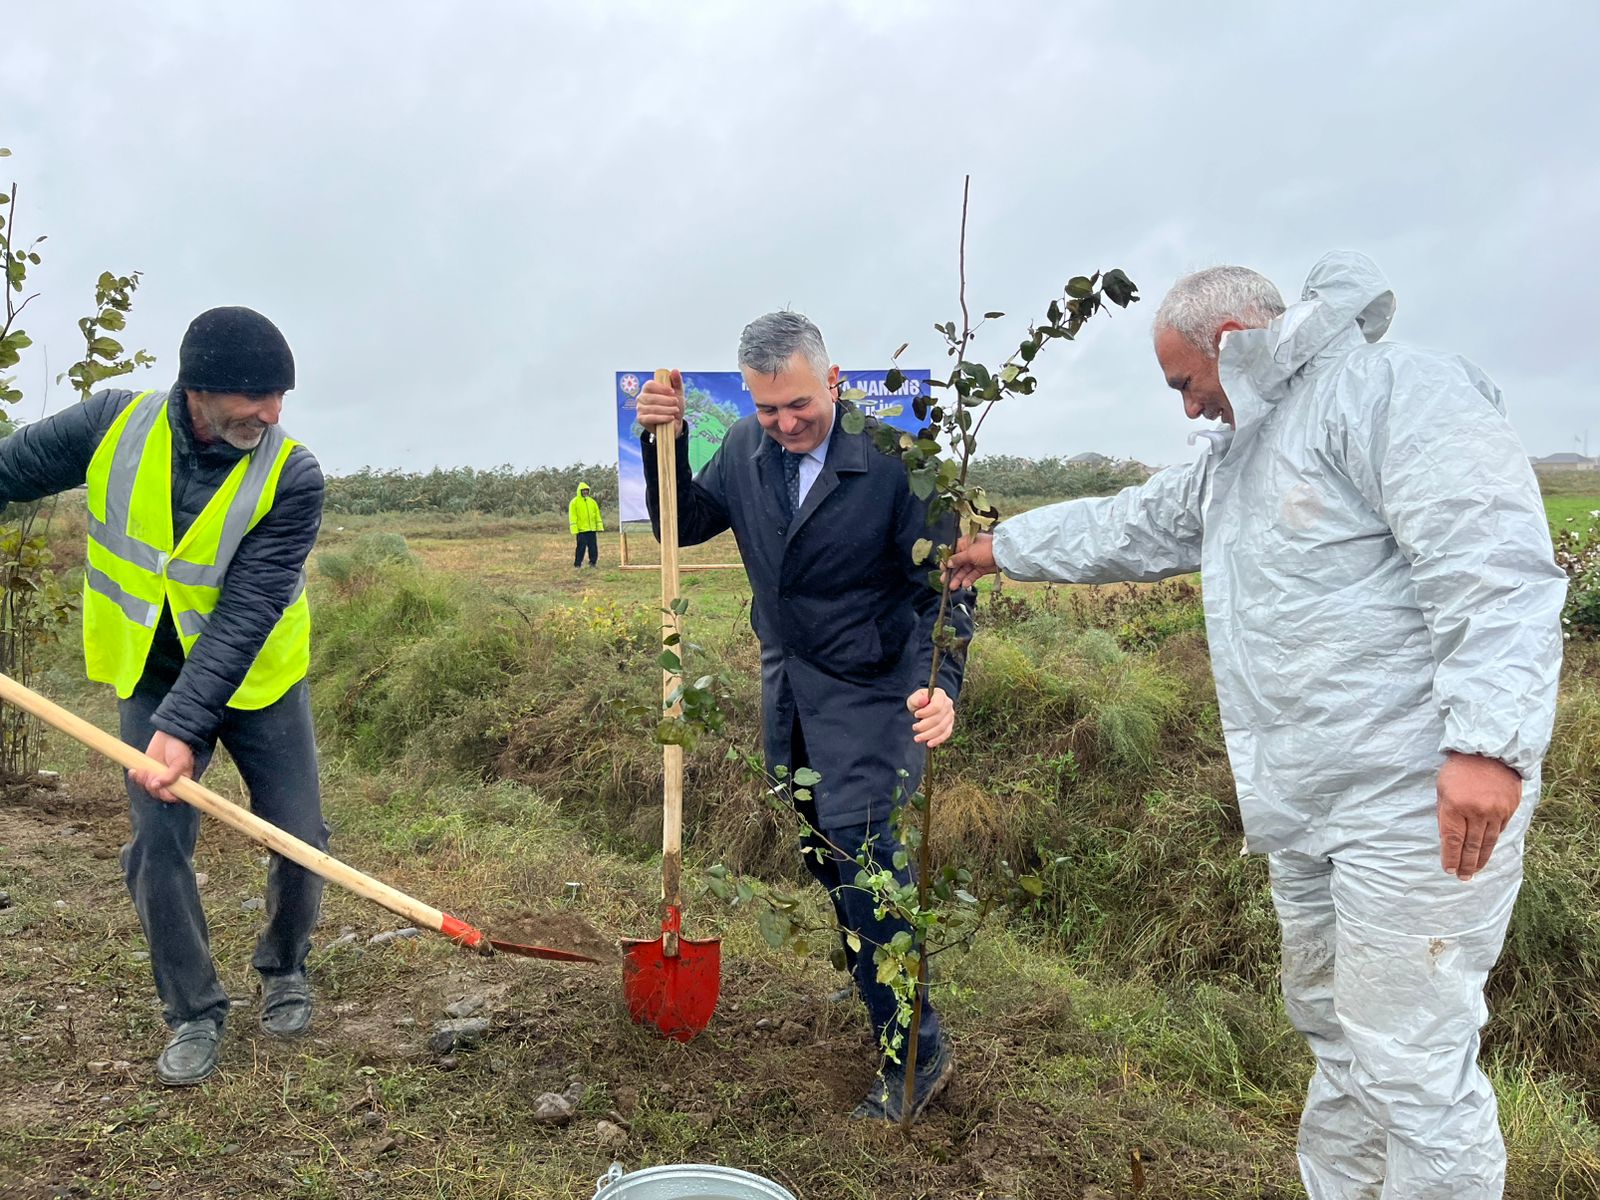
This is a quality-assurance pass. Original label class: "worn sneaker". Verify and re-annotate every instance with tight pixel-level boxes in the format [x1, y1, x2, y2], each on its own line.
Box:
[154, 1018, 223, 1087]
[849, 1030, 955, 1123]
[259, 971, 313, 1038]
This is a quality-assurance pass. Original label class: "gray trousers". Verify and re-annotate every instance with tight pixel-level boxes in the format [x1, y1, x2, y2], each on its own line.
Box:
[119, 676, 328, 1029]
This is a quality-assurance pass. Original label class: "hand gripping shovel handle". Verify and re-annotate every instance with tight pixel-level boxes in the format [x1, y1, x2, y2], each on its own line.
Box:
[655, 367, 685, 957]
[0, 671, 490, 954]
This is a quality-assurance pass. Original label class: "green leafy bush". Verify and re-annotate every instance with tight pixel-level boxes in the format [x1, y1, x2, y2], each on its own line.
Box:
[1554, 511, 1600, 640]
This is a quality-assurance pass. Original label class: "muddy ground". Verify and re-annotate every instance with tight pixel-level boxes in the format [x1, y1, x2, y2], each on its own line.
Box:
[0, 771, 1302, 1200]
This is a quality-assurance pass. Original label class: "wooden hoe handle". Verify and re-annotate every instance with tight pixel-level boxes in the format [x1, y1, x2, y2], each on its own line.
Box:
[0, 671, 488, 952]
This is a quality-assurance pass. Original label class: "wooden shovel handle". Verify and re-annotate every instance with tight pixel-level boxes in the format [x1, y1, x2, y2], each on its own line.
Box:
[654, 368, 685, 936]
[0, 671, 485, 951]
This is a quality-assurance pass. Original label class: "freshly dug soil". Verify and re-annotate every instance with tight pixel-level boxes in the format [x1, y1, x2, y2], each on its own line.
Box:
[482, 909, 619, 963]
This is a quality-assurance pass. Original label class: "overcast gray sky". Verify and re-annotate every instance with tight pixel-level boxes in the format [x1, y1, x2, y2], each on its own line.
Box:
[7, 1, 1597, 474]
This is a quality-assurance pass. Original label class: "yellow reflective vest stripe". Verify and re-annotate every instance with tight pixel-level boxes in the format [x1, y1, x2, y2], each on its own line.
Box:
[82, 390, 310, 709]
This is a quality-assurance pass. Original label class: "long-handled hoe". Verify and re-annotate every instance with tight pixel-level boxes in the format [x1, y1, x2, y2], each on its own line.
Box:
[0, 671, 598, 964]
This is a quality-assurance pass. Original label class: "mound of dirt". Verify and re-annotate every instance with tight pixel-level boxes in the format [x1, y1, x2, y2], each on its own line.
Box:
[480, 909, 620, 963]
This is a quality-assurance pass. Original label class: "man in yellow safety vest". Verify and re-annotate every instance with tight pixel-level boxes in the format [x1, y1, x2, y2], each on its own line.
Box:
[0, 306, 326, 1086]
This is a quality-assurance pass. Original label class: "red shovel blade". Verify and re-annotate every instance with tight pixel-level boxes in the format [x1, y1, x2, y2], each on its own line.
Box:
[621, 906, 721, 1041]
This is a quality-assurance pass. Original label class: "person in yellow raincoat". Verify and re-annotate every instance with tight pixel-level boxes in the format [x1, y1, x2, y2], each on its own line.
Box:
[568, 480, 604, 568]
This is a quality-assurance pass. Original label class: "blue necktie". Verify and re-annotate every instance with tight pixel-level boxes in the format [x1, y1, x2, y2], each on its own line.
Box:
[783, 449, 803, 515]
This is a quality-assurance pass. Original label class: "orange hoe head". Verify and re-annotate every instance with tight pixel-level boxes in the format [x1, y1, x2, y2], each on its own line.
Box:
[621, 904, 721, 1041]
[486, 937, 599, 964]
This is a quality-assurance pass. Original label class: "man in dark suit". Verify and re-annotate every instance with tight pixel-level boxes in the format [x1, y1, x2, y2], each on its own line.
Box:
[637, 311, 972, 1124]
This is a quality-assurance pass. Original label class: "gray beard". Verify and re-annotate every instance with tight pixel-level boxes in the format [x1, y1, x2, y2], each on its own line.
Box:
[219, 423, 267, 451]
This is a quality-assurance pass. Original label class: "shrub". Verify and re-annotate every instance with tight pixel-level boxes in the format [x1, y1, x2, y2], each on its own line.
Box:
[315, 531, 417, 595]
[1553, 511, 1600, 640]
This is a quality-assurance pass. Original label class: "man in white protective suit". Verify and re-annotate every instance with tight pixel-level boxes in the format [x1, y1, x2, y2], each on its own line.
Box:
[945, 251, 1566, 1198]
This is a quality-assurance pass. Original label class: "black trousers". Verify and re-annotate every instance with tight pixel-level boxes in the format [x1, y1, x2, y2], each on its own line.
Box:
[789, 719, 943, 1065]
[119, 676, 328, 1029]
[574, 531, 598, 566]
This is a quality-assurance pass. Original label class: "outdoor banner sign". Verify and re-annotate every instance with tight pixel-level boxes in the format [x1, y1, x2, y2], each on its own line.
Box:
[614, 369, 931, 523]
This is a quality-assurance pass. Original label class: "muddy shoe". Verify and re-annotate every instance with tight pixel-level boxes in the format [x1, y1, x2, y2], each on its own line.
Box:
[849, 1030, 955, 1124]
[259, 971, 313, 1038]
[155, 1019, 222, 1087]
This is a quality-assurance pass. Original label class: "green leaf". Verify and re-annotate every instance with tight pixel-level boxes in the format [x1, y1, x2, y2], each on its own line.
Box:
[1066, 276, 1094, 298]
[983, 311, 1004, 319]
[841, 409, 866, 436]
[839, 387, 867, 403]
[1102, 268, 1140, 307]
[884, 367, 904, 393]
[757, 907, 791, 950]
[845, 931, 862, 953]
[657, 650, 681, 672]
[792, 767, 822, 788]
[1019, 876, 1045, 898]
[910, 537, 933, 565]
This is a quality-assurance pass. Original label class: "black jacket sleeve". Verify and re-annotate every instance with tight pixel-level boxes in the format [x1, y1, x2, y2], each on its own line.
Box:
[641, 428, 732, 547]
[0, 390, 135, 504]
[150, 445, 325, 749]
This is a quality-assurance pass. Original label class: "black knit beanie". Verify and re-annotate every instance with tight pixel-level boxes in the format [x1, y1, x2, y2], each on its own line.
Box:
[176, 307, 295, 393]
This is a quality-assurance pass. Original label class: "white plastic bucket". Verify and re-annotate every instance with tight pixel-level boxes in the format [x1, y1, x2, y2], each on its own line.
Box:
[592, 1161, 797, 1200]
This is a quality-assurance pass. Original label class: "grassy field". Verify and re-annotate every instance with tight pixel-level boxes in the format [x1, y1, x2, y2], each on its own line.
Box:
[1, 495, 1597, 1199]
[1545, 494, 1600, 530]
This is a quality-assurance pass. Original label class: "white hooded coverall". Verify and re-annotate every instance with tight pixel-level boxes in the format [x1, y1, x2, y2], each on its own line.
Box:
[993, 252, 1566, 1198]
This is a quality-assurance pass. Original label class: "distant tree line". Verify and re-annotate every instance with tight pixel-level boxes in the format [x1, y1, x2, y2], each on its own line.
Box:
[968, 454, 1150, 499]
[322, 455, 1150, 517]
[324, 465, 617, 516]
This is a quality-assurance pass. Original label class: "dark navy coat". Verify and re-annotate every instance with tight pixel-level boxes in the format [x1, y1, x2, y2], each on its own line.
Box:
[644, 411, 972, 827]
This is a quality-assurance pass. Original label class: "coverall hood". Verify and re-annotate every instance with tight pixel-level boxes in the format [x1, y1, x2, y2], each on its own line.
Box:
[1219, 251, 1397, 431]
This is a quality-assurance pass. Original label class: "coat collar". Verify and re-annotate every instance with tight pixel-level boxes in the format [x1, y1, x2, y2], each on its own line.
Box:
[783, 407, 872, 539]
